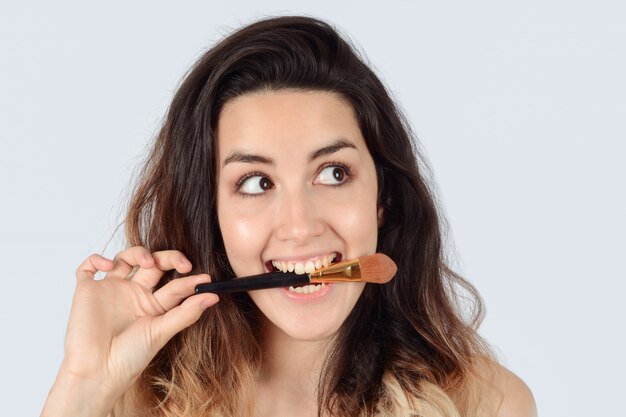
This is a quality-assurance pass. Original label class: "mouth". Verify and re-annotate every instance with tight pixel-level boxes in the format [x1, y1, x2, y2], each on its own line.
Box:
[264, 252, 342, 294]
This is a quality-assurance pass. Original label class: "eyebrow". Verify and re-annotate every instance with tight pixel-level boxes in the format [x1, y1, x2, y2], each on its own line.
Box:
[222, 138, 357, 167]
[308, 138, 356, 162]
[223, 153, 274, 167]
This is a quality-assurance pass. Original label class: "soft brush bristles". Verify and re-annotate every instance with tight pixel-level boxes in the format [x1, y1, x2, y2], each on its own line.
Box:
[360, 253, 397, 284]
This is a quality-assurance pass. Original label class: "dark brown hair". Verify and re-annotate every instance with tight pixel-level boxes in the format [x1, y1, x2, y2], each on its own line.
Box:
[122, 15, 492, 417]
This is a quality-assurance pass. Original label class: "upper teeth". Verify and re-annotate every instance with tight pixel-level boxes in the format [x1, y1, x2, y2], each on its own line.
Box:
[271, 253, 337, 275]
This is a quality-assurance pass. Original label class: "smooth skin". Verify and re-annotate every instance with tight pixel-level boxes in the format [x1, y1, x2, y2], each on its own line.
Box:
[217, 90, 378, 343]
[40, 247, 219, 417]
[215, 90, 537, 417]
[216, 90, 380, 417]
[40, 90, 536, 417]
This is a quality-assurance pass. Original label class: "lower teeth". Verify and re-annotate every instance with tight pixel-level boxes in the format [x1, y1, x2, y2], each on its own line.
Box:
[288, 283, 326, 294]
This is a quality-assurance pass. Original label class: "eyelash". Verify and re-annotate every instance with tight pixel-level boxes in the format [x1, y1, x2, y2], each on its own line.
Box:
[317, 161, 353, 186]
[233, 162, 354, 196]
[234, 171, 269, 192]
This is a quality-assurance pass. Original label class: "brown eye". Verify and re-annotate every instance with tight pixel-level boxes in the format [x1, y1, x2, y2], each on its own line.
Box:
[315, 165, 350, 185]
[332, 167, 344, 182]
[239, 175, 274, 194]
[260, 177, 272, 190]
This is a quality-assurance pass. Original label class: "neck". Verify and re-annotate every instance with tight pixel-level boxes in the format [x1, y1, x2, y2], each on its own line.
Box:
[256, 320, 336, 416]
[261, 322, 334, 389]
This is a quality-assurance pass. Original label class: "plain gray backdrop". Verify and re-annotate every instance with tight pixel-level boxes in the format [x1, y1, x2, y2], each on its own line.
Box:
[1, 1, 624, 416]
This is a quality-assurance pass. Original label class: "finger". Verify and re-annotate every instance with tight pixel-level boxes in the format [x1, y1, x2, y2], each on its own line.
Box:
[152, 274, 211, 311]
[150, 292, 219, 352]
[105, 246, 154, 279]
[76, 254, 114, 281]
[131, 250, 192, 288]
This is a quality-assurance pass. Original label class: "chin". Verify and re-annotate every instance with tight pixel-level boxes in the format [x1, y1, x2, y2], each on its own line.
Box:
[272, 319, 344, 343]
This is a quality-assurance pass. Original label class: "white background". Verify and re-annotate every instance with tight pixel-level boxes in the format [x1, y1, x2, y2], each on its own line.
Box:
[1, 1, 624, 416]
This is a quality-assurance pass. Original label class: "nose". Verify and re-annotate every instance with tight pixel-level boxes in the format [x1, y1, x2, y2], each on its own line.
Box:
[273, 188, 324, 244]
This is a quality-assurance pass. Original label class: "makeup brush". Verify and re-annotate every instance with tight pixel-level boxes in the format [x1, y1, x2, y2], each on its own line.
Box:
[195, 253, 397, 294]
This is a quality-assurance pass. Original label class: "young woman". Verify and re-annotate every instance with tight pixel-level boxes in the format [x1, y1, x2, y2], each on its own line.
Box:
[41, 16, 536, 417]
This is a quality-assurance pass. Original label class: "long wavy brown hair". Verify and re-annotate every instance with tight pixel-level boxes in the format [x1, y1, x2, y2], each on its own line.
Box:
[116, 15, 497, 417]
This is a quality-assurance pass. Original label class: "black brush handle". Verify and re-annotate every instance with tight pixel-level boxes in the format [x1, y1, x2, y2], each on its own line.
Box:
[195, 271, 310, 294]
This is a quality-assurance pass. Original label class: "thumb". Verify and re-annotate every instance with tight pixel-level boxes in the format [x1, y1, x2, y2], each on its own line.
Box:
[149, 293, 219, 351]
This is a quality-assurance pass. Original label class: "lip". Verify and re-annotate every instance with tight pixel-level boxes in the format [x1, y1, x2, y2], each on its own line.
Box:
[279, 283, 333, 304]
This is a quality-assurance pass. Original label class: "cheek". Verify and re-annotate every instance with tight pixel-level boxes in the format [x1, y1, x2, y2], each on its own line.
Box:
[218, 203, 269, 276]
[328, 187, 379, 254]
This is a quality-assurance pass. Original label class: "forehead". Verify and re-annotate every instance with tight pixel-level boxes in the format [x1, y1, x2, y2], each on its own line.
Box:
[216, 90, 367, 158]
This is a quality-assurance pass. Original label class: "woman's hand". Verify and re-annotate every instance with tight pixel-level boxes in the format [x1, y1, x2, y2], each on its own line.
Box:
[41, 246, 218, 417]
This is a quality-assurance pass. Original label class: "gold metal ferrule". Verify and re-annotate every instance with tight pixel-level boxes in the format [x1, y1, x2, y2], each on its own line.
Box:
[309, 259, 362, 283]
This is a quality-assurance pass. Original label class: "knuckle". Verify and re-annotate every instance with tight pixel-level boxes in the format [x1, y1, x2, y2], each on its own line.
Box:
[114, 246, 152, 264]
[157, 249, 185, 259]
[76, 254, 100, 274]
[121, 245, 147, 257]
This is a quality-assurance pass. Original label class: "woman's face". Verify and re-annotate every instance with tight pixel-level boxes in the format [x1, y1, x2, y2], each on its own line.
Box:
[216, 90, 379, 342]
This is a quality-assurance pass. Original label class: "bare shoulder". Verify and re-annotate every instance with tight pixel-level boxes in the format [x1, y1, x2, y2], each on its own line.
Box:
[474, 359, 537, 417]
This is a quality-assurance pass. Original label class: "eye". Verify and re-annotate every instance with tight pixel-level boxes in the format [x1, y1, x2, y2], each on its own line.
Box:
[315, 164, 351, 185]
[238, 174, 274, 195]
